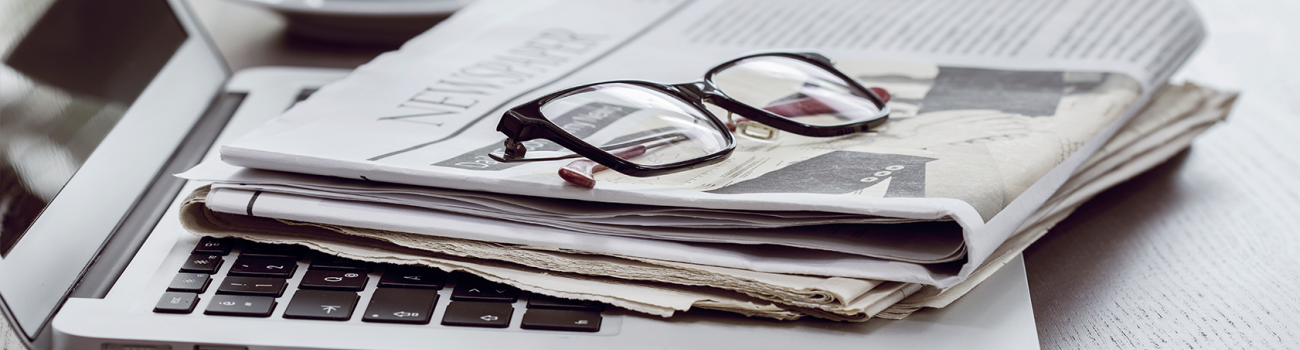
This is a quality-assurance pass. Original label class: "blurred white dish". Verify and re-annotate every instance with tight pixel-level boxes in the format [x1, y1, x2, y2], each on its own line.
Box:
[233, 0, 472, 16]
[230, 0, 474, 45]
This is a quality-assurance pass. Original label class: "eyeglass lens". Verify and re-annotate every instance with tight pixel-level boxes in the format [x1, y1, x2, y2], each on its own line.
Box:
[711, 56, 884, 126]
[538, 83, 730, 167]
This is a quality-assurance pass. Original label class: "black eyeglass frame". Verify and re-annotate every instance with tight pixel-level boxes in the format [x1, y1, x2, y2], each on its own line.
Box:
[490, 52, 891, 177]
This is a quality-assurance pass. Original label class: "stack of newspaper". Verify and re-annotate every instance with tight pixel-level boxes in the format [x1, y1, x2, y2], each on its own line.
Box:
[177, 0, 1235, 321]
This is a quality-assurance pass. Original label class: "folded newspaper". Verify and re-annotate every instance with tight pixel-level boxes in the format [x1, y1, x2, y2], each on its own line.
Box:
[181, 82, 1233, 321]
[176, 0, 1231, 321]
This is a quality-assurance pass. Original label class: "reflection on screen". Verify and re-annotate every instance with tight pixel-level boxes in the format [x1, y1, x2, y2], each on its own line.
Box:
[0, 0, 186, 257]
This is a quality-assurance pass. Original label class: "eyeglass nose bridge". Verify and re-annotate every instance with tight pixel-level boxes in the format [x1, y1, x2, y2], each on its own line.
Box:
[729, 116, 781, 140]
[798, 52, 834, 65]
[665, 81, 711, 102]
[662, 81, 779, 141]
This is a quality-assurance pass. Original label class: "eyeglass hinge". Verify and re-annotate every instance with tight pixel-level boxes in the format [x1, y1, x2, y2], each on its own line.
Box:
[503, 138, 527, 159]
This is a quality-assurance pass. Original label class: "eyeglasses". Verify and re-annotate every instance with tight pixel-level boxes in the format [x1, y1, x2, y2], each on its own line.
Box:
[488, 52, 891, 181]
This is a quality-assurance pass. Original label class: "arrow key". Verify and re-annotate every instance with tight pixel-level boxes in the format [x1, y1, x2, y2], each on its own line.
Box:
[361, 288, 438, 324]
[451, 274, 519, 302]
[283, 290, 358, 321]
[441, 301, 512, 328]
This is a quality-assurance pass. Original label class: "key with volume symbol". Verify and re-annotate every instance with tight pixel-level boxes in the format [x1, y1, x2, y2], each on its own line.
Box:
[361, 288, 439, 324]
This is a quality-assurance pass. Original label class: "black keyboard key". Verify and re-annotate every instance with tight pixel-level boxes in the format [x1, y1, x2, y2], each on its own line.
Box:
[228, 256, 298, 278]
[216, 276, 288, 297]
[192, 237, 234, 255]
[379, 266, 446, 289]
[204, 295, 277, 317]
[299, 269, 369, 291]
[361, 288, 439, 324]
[240, 242, 307, 260]
[527, 294, 604, 312]
[180, 254, 223, 274]
[521, 309, 602, 332]
[153, 292, 199, 314]
[451, 276, 519, 302]
[283, 290, 358, 321]
[167, 273, 212, 293]
[310, 255, 373, 272]
[441, 301, 512, 328]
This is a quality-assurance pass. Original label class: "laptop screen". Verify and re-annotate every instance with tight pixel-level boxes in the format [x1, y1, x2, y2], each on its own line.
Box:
[0, 0, 187, 257]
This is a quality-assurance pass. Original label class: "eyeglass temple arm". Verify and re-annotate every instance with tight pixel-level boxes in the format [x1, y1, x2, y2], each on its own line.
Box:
[558, 145, 648, 189]
[491, 133, 688, 163]
[753, 86, 891, 118]
[549, 133, 692, 188]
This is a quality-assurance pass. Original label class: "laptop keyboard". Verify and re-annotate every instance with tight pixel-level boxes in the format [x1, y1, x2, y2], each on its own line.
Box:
[153, 237, 605, 333]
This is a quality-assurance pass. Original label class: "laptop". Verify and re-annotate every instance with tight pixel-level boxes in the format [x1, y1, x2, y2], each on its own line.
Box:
[0, 0, 1039, 349]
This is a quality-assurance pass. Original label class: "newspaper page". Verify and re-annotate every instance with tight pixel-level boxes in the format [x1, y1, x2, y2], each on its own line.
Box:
[203, 0, 1206, 287]
[881, 83, 1234, 318]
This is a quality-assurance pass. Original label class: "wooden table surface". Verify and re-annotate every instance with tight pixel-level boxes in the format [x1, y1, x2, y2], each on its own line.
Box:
[181, 1, 1300, 349]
